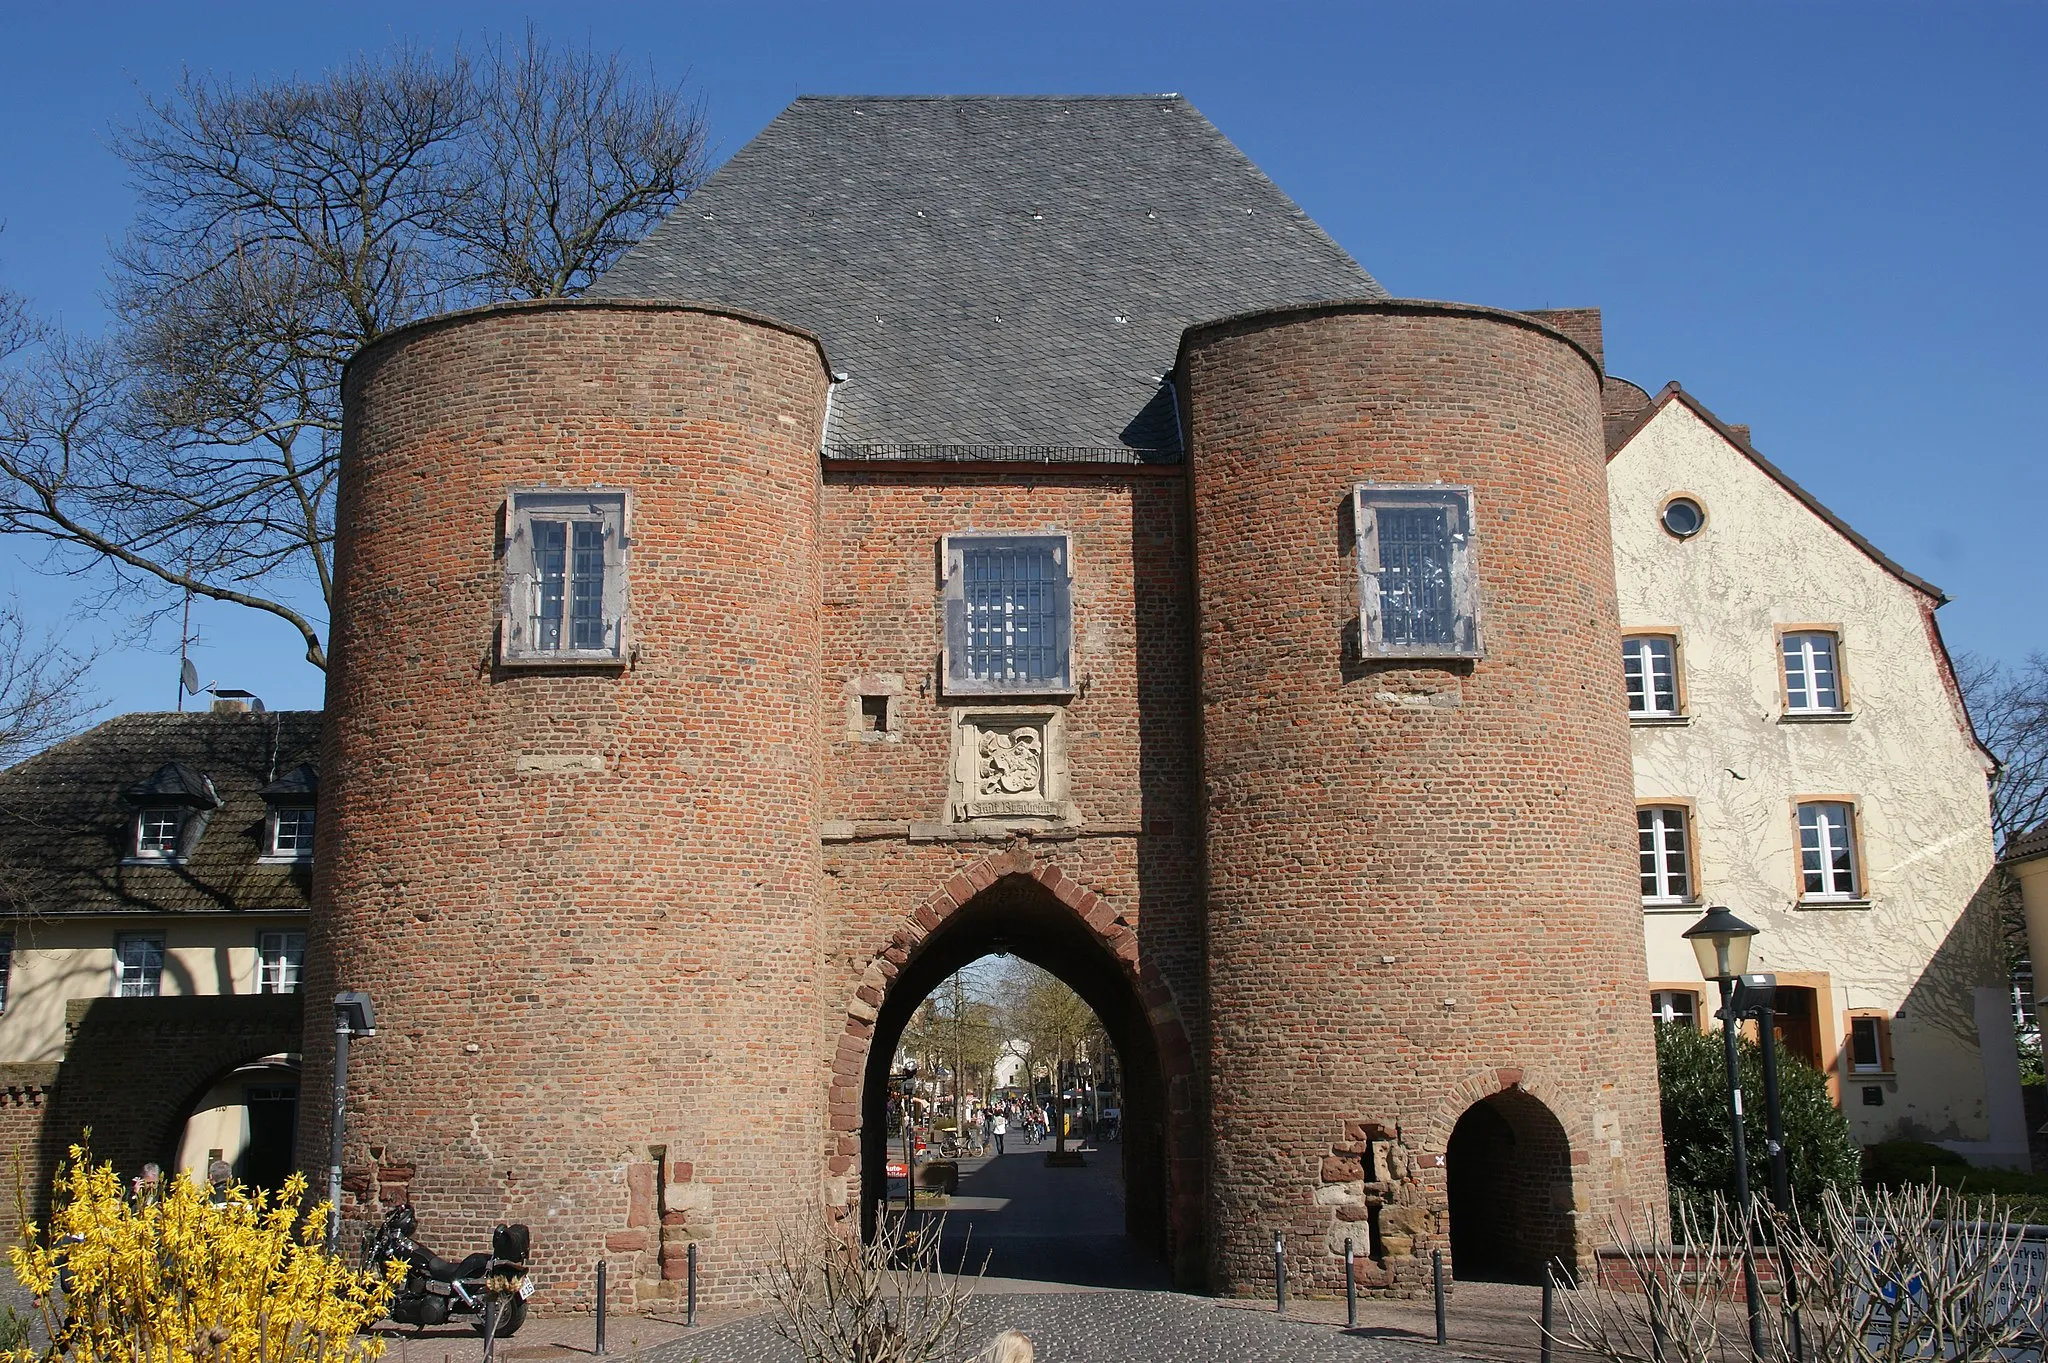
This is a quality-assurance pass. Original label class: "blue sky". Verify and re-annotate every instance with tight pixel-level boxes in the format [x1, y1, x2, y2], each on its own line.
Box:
[0, 2, 2041, 717]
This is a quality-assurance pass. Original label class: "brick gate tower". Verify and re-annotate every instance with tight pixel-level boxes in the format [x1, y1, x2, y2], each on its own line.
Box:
[307, 96, 1665, 1311]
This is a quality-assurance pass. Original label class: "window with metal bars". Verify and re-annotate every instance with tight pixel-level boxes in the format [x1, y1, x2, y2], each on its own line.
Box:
[1798, 801, 1860, 899]
[1624, 635, 1681, 716]
[1783, 631, 1844, 712]
[1354, 486, 1480, 657]
[1638, 806, 1693, 903]
[502, 489, 630, 663]
[943, 534, 1072, 694]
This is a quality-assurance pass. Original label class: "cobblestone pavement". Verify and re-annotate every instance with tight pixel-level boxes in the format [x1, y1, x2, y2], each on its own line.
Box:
[641, 1290, 1450, 1363]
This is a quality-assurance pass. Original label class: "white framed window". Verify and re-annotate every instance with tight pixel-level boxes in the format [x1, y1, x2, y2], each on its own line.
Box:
[133, 808, 184, 860]
[0, 934, 12, 1014]
[1353, 485, 1480, 658]
[113, 933, 165, 998]
[1624, 635, 1681, 716]
[1798, 801, 1860, 899]
[1848, 1013, 1892, 1073]
[1638, 806, 1693, 904]
[1651, 990, 1699, 1028]
[501, 488, 631, 664]
[942, 534, 1073, 695]
[258, 931, 305, 995]
[266, 806, 315, 861]
[1782, 631, 1844, 713]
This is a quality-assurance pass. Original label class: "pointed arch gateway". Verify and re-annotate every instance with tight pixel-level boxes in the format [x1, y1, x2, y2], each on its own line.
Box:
[830, 846, 1202, 1287]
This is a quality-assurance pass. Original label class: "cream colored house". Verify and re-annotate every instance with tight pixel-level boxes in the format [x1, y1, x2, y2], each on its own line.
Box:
[1606, 382, 2026, 1165]
[0, 708, 317, 1186]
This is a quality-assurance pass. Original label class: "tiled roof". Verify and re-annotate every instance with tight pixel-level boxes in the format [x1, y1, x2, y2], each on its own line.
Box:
[0, 710, 320, 917]
[2005, 821, 2048, 866]
[590, 95, 1385, 462]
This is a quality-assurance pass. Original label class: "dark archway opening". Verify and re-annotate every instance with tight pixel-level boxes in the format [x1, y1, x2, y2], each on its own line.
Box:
[1445, 1089, 1576, 1283]
[859, 875, 1171, 1289]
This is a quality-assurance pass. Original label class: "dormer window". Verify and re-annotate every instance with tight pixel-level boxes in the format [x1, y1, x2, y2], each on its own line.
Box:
[134, 809, 184, 858]
[259, 763, 319, 863]
[123, 762, 221, 865]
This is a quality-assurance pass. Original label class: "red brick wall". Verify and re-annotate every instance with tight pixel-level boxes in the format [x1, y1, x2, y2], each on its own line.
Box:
[310, 301, 832, 1311]
[1179, 300, 1666, 1294]
[810, 467, 1209, 1283]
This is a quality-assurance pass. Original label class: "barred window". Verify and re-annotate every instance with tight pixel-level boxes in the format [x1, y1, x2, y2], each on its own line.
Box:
[1624, 636, 1681, 716]
[942, 534, 1073, 695]
[1354, 486, 1480, 658]
[1799, 801, 1860, 899]
[1638, 806, 1693, 904]
[1783, 632, 1843, 712]
[502, 489, 630, 664]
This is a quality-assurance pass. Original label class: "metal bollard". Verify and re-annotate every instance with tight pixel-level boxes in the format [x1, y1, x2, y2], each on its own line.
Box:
[594, 1260, 608, 1356]
[686, 1241, 699, 1326]
[1540, 1269, 1555, 1363]
[1273, 1230, 1287, 1314]
[1433, 1248, 1447, 1346]
[1344, 1237, 1357, 1329]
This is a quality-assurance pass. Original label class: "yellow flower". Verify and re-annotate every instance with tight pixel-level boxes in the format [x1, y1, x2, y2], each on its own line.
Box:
[7, 1147, 398, 1363]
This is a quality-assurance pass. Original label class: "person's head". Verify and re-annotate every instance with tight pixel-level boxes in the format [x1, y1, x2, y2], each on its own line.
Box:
[979, 1331, 1033, 1363]
[207, 1159, 232, 1187]
[138, 1162, 161, 1186]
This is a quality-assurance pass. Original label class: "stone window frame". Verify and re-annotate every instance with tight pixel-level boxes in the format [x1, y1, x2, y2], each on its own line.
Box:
[1637, 802, 1697, 908]
[1793, 796, 1866, 904]
[843, 673, 906, 743]
[1845, 1010, 1894, 1076]
[500, 487, 633, 667]
[1352, 484, 1483, 661]
[1623, 630, 1687, 721]
[947, 705, 1077, 825]
[940, 531, 1076, 697]
[1777, 624, 1851, 720]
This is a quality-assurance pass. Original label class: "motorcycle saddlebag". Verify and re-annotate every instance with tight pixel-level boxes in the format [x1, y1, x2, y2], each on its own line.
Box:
[492, 1223, 531, 1265]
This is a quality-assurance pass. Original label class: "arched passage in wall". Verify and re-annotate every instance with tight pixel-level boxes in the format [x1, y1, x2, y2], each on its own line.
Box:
[1444, 1087, 1576, 1283]
[163, 1052, 302, 1191]
[841, 856, 1199, 1287]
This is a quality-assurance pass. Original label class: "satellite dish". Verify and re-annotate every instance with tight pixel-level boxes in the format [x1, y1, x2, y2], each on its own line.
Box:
[180, 659, 200, 695]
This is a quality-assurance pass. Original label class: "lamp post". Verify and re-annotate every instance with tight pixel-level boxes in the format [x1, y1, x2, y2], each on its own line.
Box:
[899, 1058, 919, 1220]
[1683, 907, 1765, 1357]
[327, 991, 375, 1253]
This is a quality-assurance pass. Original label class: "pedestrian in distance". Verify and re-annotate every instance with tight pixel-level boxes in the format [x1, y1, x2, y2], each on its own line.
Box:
[992, 1111, 1007, 1156]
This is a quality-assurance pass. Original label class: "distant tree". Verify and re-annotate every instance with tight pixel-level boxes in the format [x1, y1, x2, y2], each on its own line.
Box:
[1000, 963, 1100, 1153]
[0, 31, 709, 668]
[1955, 652, 2048, 849]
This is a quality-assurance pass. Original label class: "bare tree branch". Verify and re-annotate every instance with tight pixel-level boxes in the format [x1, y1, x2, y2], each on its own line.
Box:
[0, 36, 709, 670]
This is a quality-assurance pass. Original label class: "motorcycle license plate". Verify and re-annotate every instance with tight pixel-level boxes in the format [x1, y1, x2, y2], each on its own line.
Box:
[518, 1276, 535, 1300]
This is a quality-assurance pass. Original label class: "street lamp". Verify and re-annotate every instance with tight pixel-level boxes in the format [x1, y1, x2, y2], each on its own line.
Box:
[1682, 907, 1765, 1356]
[327, 991, 375, 1253]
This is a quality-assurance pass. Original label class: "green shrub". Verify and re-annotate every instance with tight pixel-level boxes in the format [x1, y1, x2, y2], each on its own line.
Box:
[1655, 1020, 1860, 1218]
[1862, 1138, 1968, 1187]
[1865, 1140, 2048, 1226]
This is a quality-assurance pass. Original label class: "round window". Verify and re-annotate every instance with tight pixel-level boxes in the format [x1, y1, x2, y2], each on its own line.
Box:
[1661, 497, 1705, 539]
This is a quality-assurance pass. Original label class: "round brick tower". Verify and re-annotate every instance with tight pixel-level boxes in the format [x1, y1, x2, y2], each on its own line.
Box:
[306, 300, 833, 1312]
[1178, 301, 1666, 1294]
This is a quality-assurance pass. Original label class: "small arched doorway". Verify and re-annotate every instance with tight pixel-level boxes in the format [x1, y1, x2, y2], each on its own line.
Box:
[165, 1053, 302, 1192]
[1445, 1088, 1575, 1282]
[856, 870, 1183, 1287]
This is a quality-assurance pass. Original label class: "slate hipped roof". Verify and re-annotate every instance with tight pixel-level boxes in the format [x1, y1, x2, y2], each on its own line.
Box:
[591, 95, 1386, 462]
[0, 711, 319, 917]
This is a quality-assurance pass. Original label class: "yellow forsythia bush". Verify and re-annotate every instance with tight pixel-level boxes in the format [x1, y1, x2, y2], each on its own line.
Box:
[8, 1146, 399, 1363]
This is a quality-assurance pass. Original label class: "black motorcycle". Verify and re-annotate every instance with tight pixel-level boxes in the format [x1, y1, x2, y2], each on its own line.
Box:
[364, 1205, 534, 1337]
